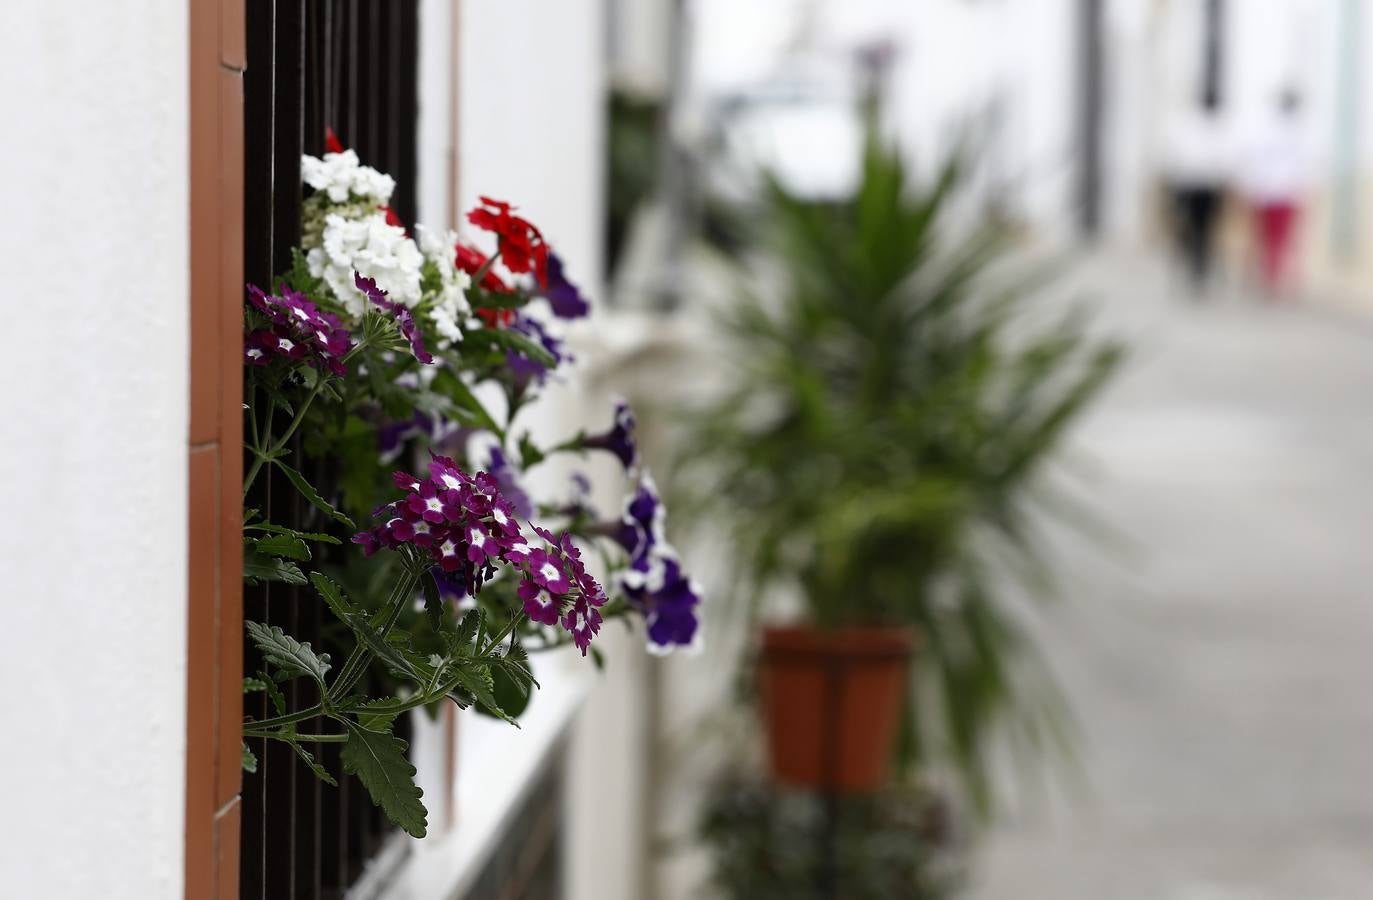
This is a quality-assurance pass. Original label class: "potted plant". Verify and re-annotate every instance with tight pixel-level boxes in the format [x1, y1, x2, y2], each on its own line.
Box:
[687, 100, 1122, 807]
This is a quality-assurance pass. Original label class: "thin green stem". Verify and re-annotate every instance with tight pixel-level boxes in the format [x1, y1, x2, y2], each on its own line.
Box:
[480, 611, 524, 658]
[243, 703, 323, 731]
[331, 561, 424, 698]
[242, 728, 348, 743]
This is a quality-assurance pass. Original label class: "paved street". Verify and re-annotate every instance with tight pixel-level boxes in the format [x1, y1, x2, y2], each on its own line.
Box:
[970, 255, 1373, 900]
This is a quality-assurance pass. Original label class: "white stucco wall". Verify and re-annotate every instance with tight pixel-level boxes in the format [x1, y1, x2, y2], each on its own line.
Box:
[0, 4, 189, 899]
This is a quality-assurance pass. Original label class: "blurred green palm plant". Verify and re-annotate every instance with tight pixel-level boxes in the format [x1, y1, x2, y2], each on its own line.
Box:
[687, 103, 1123, 815]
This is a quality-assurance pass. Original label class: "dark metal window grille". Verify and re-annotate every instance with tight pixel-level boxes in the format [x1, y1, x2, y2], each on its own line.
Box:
[240, 2, 418, 898]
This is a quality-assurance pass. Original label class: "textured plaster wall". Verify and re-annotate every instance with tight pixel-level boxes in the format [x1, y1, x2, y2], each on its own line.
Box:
[0, 4, 189, 898]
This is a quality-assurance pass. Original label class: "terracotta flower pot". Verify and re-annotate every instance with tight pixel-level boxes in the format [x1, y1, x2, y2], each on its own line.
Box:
[759, 625, 916, 792]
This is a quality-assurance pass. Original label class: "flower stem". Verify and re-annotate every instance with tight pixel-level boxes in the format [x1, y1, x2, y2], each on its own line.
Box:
[480, 611, 525, 658]
[331, 561, 424, 698]
[242, 703, 323, 731]
[242, 728, 348, 743]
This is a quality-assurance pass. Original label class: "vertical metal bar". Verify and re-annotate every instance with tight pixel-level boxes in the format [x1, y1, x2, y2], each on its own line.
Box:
[393, 1, 420, 225]
[240, 2, 277, 897]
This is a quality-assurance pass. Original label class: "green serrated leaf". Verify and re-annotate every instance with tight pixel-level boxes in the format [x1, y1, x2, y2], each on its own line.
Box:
[242, 553, 308, 586]
[421, 571, 443, 632]
[259, 670, 287, 716]
[290, 741, 338, 786]
[243, 522, 342, 544]
[275, 460, 356, 528]
[245, 621, 331, 688]
[250, 533, 311, 561]
[450, 663, 516, 725]
[450, 609, 482, 654]
[340, 720, 428, 838]
[243, 677, 269, 693]
[242, 742, 258, 774]
[353, 697, 405, 733]
[309, 571, 358, 623]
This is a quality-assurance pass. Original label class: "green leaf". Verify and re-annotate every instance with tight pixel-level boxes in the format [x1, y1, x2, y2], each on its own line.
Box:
[242, 742, 258, 774]
[353, 697, 404, 733]
[242, 553, 308, 586]
[450, 663, 516, 725]
[260, 670, 287, 716]
[250, 533, 311, 561]
[421, 571, 443, 632]
[309, 571, 358, 623]
[467, 327, 557, 369]
[243, 522, 342, 544]
[275, 460, 356, 529]
[430, 368, 502, 434]
[290, 741, 338, 787]
[245, 621, 331, 688]
[243, 677, 269, 694]
[340, 720, 428, 838]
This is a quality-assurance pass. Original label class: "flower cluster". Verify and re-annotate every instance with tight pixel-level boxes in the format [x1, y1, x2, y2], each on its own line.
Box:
[416, 225, 472, 346]
[301, 148, 396, 206]
[309, 213, 425, 317]
[244, 285, 353, 375]
[353, 455, 608, 654]
[468, 197, 550, 287]
[614, 473, 702, 653]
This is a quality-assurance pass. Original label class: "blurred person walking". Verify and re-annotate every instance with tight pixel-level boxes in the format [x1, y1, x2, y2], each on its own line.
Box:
[1240, 89, 1308, 296]
[1162, 103, 1232, 293]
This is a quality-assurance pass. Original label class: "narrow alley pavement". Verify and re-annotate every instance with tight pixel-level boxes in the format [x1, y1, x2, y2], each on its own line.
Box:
[971, 254, 1373, 900]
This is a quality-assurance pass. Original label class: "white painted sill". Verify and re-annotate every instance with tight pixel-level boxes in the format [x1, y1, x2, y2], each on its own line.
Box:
[351, 647, 592, 900]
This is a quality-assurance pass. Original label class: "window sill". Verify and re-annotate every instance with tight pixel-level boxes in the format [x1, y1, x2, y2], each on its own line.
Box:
[369, 647, 593, 900]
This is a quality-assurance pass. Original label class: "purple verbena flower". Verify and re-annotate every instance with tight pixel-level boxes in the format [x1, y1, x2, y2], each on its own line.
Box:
[518, 579, 561, 626]
[582, 399, 638, 471]
[563, 596, 603, 654]
[353, 457, 610, 653]
[526, 549, 570, 594]
[245, 285, 352, 375]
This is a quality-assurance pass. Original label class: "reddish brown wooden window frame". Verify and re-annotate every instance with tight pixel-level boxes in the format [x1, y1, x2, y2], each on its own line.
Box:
[186, 0, 246, 898]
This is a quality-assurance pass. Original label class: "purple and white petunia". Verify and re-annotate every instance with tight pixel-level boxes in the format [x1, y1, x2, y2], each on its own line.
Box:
[538, 252, 590, 319]
[581, 398, 638, 471]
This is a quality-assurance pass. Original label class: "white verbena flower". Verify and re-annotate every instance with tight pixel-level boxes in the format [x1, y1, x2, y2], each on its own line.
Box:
[307, 212, 423, 317]
[301, 150, 396, 206]
[415, 224, 472, 347]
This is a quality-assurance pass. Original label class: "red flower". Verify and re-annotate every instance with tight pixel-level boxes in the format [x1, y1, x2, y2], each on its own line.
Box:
[466, 196, 550, 287]
[381, 204, 406, 230]
[455, 243, 512, 293]
[325, 126, 345, 154]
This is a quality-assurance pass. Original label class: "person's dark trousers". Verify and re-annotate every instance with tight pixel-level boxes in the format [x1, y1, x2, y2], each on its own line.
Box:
[1171, 184, 1223, 289]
